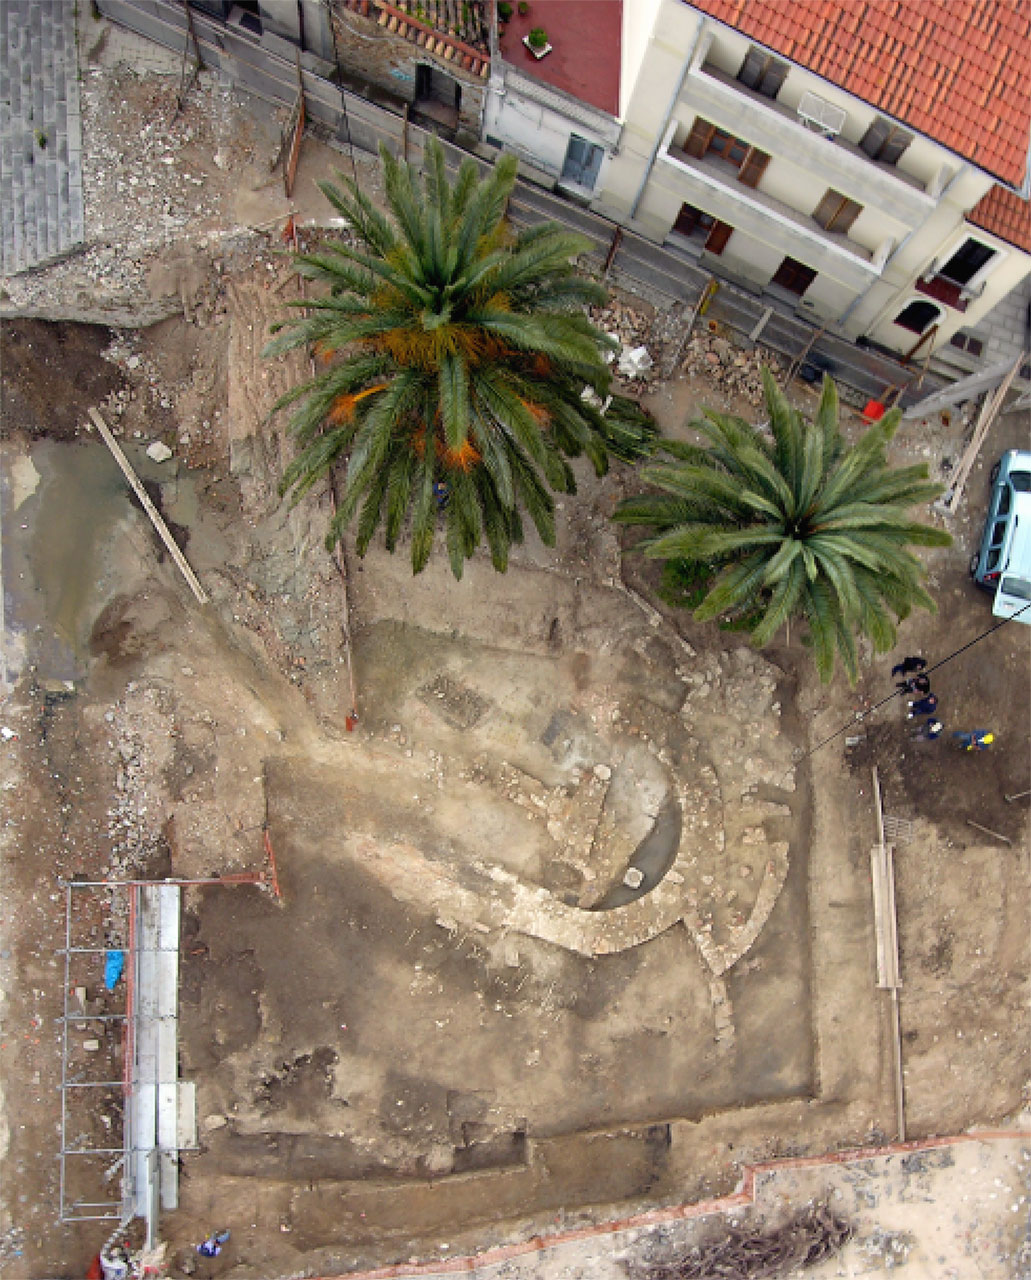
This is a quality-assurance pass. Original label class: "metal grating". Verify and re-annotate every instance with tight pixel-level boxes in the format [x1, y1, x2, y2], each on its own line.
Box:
[882, 816, 913, 845]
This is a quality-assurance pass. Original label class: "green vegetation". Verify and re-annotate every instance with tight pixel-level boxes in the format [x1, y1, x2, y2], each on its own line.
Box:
[265, 139, 657, 577]
[615, 369, 951, 682]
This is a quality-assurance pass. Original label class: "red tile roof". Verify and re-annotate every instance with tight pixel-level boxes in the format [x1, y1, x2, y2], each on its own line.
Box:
[967, 184, 1031, 253]
[685, 0, 1031, 188]
[498, 0, 622, 116]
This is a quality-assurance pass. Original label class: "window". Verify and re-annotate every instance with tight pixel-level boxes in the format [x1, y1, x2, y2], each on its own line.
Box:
[894, 300, 941, 333]
[771, 257, 817, 296]
[672, 203, 734, 254]
[859, 117, 913, 164]
[938, 239, 996, 285]
[708, 127, 750, 166]
[949, 332, 985, 358]
[737, 46, 789, 98]
[991, 520, 1007, 546]
[1000, 576, 1031, 600]
[811, 188, 863, 234]
[560, 135, 604, 190]
[681, 117, 771, 188]
[985, 547, 1001, 572]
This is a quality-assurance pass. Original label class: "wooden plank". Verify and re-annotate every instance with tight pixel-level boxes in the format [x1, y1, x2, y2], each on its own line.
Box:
[945, 353, 1024, 512]
[88, 409, 208, 604]
[872, 767, 905, 1142]
[870, 845, 890, 989]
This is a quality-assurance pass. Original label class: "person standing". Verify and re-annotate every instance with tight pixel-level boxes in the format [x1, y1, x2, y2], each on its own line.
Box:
[913, 719, 944, 740]
[891, 656, 927, 677]
[907, 694, 939, 718]
[896, 674, 931, 694]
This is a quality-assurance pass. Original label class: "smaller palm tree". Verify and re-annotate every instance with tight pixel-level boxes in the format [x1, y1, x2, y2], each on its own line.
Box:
[264, 139, 656, 577]
[615, 368, 951, 682]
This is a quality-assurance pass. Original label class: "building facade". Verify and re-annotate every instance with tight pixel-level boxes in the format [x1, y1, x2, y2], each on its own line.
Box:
[595, 0, 1031, 360]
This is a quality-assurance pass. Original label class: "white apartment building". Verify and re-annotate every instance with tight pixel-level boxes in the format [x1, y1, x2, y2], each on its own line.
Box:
[594, 0, 1031, 358]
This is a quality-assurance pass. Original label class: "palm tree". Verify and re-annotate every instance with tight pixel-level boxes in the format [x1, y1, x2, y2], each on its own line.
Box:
[264, 139, 657, 577]
[615, 368, 951, 683]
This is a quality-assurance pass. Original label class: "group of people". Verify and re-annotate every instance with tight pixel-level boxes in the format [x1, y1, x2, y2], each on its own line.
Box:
[891, 656, 993, 749]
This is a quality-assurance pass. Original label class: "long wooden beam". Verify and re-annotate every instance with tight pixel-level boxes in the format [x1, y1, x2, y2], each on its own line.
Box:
[88, 408, 209, 605]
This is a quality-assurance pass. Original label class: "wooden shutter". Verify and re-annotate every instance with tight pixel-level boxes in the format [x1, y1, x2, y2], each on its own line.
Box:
[684, 116, 715, 159]
[879, 126, 913, 165]
[813, 188, 863, 233]
[704, 221, 734, 255]
[812, 189, 841, 228]
[737, 146, 770, 188]
[737, 47, 766, 89]
[772, 257, 818, 295]
[859, 116, 890, 158]
[674, 203, 702, 237]
[830, 198, 862, 234]
[758, 57, 788, 98]
[737, 48, 788, 98]
[860, 117, 912, 164]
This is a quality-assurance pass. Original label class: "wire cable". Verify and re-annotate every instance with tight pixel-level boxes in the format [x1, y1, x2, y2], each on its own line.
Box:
[785, 595, 1031, 777]
[323, 0, 360, 185]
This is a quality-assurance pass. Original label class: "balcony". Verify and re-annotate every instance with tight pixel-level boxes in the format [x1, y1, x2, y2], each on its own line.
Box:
[912, 271, 983, 312]
[682, 62, 936, 228]
[659, 143, 882, 294]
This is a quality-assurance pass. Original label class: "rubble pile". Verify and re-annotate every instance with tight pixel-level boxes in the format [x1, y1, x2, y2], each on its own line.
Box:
[1, 65, 260, 315]
[588, 298, 665, 388]
[588, 297, 792, 406]
[105, 683, 175, 880]
[680, 324, 788, 407]
[96, 329, 226, 465]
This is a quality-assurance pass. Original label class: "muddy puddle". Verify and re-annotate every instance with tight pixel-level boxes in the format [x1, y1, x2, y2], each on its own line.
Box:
[1, 437, 200, 687]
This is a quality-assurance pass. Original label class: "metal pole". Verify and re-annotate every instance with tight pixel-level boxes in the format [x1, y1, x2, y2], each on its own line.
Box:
[59, 882, 72, 1220]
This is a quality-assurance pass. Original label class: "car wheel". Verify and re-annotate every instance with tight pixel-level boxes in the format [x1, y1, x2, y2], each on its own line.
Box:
[969, 554, 980, 576]
[989, 461, 1000, 483]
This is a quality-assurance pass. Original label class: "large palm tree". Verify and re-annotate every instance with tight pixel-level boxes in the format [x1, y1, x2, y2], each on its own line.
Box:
[264, 139, 657, 576]
[615, 368, 951, 682]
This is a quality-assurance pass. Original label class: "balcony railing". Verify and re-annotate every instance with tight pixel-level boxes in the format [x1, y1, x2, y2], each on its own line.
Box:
[661, 143, 878, 276]
[914, 274, 967, 310]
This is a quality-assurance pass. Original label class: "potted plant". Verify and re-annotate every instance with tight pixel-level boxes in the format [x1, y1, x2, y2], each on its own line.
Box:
[525, 25, 550, 56]
[498, 1, 513, 19]
[517, 1, 529, 14]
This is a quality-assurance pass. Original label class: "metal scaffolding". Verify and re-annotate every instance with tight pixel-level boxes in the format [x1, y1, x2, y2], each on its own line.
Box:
[57, 880, 193, 1246]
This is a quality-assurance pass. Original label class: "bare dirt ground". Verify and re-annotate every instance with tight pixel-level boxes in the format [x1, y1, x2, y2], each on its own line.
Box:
[1, 17, 1029, 1280]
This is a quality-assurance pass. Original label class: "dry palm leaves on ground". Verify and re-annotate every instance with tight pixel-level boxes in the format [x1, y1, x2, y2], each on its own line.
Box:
[632, 1203, 852, 1279]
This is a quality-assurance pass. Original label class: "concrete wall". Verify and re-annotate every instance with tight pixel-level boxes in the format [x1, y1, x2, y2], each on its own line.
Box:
[484, 64, 619, 189]
[619, 0, 662, 120]
[596, 0, 699, 221]
[328, 4, 485, 139]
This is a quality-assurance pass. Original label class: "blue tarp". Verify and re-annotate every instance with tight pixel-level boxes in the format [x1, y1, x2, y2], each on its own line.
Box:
[104, 949, 125, 990]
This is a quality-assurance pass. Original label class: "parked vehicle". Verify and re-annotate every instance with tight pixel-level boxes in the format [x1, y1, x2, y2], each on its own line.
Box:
[970, 449, 1031, 624]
